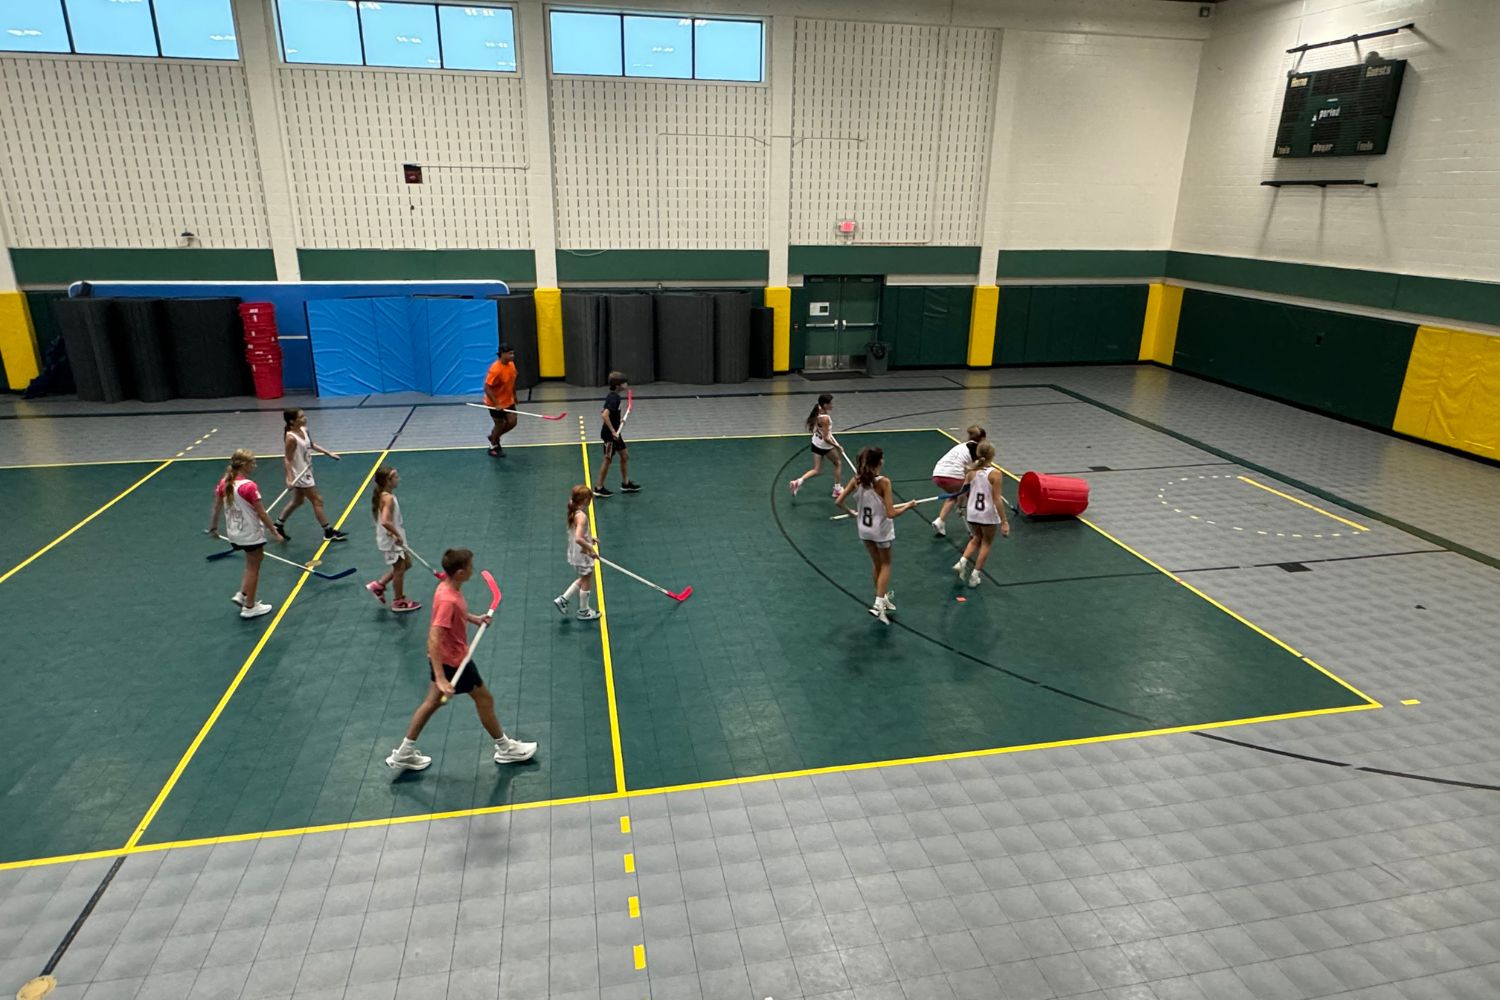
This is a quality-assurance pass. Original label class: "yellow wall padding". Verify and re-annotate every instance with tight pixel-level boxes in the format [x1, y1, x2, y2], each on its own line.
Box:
[1393, 325, 1500, 460]
[764, 286, 791, 371]
[1138, 283, 1183, 365]
[0, 292, 40, 390]
[966, 285, 999, 367]
[534, 288, 563, 379]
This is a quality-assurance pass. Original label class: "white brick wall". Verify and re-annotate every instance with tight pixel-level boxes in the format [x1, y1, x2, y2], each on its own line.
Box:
[992, 29, 1201, 251]
[1173, 0, 1500, 282]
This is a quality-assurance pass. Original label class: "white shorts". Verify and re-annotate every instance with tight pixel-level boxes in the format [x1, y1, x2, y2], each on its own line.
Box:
[569, 555, 594, 574]
[379, 544, 406, 566]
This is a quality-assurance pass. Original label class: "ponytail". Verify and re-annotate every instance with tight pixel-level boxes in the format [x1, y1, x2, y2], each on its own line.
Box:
[805, 393, 833, 432]
[856, 446, 882, 489]
[567, 484, 593, 527]
[370, 466, 395, 522]
[220, 448, 255, 492]
[283, 407, 302, 433]
[968, 441, 996, 473]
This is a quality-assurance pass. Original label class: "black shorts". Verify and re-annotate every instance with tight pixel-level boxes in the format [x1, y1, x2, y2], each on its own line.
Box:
[811, 443, 833, 457]
[490, 407, 514, 420]
[230, 541, 265, 553]
[433, 659, 484, 695]
[602, 433, 627, 456]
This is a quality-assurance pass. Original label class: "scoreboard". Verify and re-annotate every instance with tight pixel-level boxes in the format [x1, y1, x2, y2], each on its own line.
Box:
[1274, 59, 1407, 158]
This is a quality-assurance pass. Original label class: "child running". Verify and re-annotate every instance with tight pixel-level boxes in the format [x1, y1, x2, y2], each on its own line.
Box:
[836, 446, 918, 624]
[206, 448, 285, 619]
[365, 466, 420, 613]
[594, 372, 641, 497]
[789, 393, 851, 500]
[929, 425, 988, 537]
[953, 442, 1011, 588]
[385, 548, 537, 772]
[484, 343, 518, 457]
[274, 408, 346, 544]
[553, 485, 601, 621]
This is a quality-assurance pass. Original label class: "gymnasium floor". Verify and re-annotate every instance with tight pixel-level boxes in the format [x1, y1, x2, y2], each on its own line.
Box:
[2, 365, 1498, 1000]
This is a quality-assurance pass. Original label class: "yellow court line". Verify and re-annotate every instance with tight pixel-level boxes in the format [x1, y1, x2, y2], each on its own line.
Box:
[580, 419, 628, 795]
[121, 451, 390, 851]
[0, 459, 173, 585]
[628, 896, 640, 918]
[633, 944, 646, 970]
[1236, 475, 1368, 531]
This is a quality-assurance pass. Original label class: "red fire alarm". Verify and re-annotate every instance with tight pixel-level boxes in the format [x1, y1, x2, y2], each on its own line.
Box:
[837, 220, 857, 235]
[403, 163, 423, 184]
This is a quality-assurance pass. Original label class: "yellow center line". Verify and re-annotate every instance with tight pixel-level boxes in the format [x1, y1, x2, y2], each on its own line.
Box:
[1236, 475, 1368, 531]
[580, 416, 628, 795]
[122, 450, 389, 850]
[0, 459, 173, 586]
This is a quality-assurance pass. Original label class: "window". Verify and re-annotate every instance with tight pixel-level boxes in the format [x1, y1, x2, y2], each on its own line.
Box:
[0, 0, 239, 59]
[276, 1, 516, 71]
[549, 10, 763, 82]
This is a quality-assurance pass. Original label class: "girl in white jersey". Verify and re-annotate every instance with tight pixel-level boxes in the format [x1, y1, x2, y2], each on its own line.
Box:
[274, 408, 346, 544]
[206, 448, 285, 619]
[953, 442, 1010, 588]
[553, 485, 601, 621]
[366, 466, 421, 613]
[789, 394, 852, 501]
[836, 446, 918, 624]
[929, 425, 987, 537]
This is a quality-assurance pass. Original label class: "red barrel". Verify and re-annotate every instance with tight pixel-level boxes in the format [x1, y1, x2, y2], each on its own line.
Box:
[1018, 471, 1090, 517]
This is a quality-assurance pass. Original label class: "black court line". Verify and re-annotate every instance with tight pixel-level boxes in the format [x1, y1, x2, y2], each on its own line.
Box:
[386, 405, 417, 449]
[1049, 462, 1236, 475]
[38, 855, 124, 979]
[1198, 733, 1500, 792]
[1174, 549, 1449, 574]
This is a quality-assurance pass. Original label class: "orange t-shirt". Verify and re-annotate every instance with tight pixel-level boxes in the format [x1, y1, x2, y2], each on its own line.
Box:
[484, 360, 517, 409]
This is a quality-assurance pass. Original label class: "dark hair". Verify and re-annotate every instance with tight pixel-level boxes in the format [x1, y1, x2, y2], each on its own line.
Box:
[498, 343, 514, 356]
[371, 466, 395, 521]
[441, 547, 473, 577]
[608, 371, 627, 391]
[856, 446, 882, 489]
[966, 425, 986, 442]
[282, 408, 303, 432]
[805, 393, 833, 432]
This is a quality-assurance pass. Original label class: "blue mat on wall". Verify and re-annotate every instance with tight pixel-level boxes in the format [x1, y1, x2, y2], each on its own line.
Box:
[308, 296, 497, 397]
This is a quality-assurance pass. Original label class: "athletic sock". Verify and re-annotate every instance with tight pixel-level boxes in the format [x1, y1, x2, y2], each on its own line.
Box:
[399, 737, 416, 752]
[580, 591, 593, 610]
[563, 579, 582, 601]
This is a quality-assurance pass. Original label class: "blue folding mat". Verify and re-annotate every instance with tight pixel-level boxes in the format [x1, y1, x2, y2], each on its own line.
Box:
[307, 297, 496, 397]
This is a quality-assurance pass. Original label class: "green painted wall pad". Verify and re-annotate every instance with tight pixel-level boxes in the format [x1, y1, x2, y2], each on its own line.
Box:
[881, 286, 970, 367]
[10, 248, 277, 285]
[998, 250, 1168, 279]
[596, 432, 1370, 793]
[556, 249, 768, 282]
[790, 245, 979, 275]
[996, 285, 1148, 364]
[23, 289, 68, 351]
[1174, 289, 1416, 428]
[297, 248, 536, 282]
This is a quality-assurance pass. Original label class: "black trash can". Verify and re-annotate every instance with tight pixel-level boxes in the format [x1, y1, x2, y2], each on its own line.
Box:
[865, 341, 890, 377]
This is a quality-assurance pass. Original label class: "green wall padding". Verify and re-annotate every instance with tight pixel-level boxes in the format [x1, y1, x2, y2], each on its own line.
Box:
[298, 248, 535, 281]
[995, 285, 1147, 364]
[9, 249, 276, 284]
[24, 290, 68, 353]
[881, 286, 969, 367]
[1173, 289, 1416, 428]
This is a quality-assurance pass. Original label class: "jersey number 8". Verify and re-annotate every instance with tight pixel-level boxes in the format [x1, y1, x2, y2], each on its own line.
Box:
[862, 508, 874, 526]
[974, 493, 986, 512]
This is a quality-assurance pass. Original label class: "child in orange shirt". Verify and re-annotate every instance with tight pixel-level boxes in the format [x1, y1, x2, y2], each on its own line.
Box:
[484, 344, 518, 457]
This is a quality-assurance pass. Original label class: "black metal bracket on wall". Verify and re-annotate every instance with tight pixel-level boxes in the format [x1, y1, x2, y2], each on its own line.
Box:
[1261, 180, 1379, 189]
[1286, 22, 1414, 54]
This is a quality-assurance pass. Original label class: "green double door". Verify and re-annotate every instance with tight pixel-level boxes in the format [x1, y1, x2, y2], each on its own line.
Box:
[797, 275, 883, 369]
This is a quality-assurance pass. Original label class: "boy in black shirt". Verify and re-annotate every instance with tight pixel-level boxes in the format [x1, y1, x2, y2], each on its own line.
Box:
[595, 371, 640, 497]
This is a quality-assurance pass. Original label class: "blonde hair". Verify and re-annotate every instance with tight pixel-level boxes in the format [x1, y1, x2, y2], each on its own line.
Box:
[220, 448, 255, 489]
[968, 441, 996, 472]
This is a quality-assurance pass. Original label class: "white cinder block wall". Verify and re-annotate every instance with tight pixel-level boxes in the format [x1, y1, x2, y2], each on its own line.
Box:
[1173, 0, 1500, 282]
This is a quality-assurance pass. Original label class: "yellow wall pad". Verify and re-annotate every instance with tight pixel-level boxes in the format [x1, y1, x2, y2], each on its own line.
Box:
[0, 291, 40, 390]
[580, 417, 628, 794]
[933, 429, 1379, 708]
[765, 286, 791, 372]
[0, 460, 172, 585]
[1235, 475, 1368, 532]
[967, 285, 999, 368]
[535, 288, 564, 379]
[1138, 283, 1184, 365]
[1392, 325, 1500, 460]
[122, 452, 389, 850]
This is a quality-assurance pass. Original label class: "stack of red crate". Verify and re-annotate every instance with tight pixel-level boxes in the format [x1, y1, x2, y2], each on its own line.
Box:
[239, 302, 283, 399]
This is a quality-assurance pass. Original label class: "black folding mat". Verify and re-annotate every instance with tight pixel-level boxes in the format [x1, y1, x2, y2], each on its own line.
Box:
[606, 293, 656, 385]
[54, 298, 128, 403]
[654, 293, 715, 384]
[749, 306, 775, 379]
[115, 298, 175, 403]
[712, 292, 752, 384]
[493, 295, 541, 390]
[561, 293, 608, 387]
[164, 297, 248, 398]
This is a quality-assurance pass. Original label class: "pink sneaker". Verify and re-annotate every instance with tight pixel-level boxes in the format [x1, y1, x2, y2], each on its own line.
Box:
[832, 486, 843, 501]
[391, 598, 422, 613]
[366, 580, 386, 604]
[788, 479, 802, 497]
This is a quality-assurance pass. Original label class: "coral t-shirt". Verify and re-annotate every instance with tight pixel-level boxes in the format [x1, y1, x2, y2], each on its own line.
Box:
[484, 360, 517, 410]
[429, 583, 471, 667]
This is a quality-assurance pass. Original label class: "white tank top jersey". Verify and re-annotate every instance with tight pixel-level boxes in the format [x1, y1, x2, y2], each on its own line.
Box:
[853, 480, 896, 543]
[566, 511, 594, 569]
[932, 441, 975, 479]
[375, 494, 404, 553]
[967, 468, 1003, 525]
[221, 477, 267, 546]
[287, 429, 314, 487]
[811, 414, 833, 450]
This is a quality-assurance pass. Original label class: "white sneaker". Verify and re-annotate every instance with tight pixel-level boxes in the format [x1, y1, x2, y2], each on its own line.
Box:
[952, 558, 969, 580]
[968, 570, 982, 588]
[883, 591, 896, 612]
[832, 485, 843, 501]
[788, 479, 802, 497]
[577, 608, 600, 621]
[230, 591, 248, 608]
[868, 597, 890, 625]
[931, 518, 946, 537]
[385, 745, 431, 771]
[239, 601, 272, 619]
[553, 595, 569, 616]
[494, 736, 537, 764]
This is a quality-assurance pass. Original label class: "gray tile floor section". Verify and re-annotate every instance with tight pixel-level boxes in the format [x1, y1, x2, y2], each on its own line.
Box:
[3, 366, 1498, 999]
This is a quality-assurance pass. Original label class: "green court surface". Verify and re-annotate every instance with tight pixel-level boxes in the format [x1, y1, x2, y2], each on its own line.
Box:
[0, 433, 1372, 867]
[0, 461, 167, 571]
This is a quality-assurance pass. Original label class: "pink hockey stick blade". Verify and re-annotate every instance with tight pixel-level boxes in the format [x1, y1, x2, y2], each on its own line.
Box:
[667, 586, 693, 602]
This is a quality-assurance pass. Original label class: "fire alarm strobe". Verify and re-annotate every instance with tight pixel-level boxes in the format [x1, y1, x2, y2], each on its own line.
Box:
[403, 163, 423, 184]
[837, 220, 856, 235]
